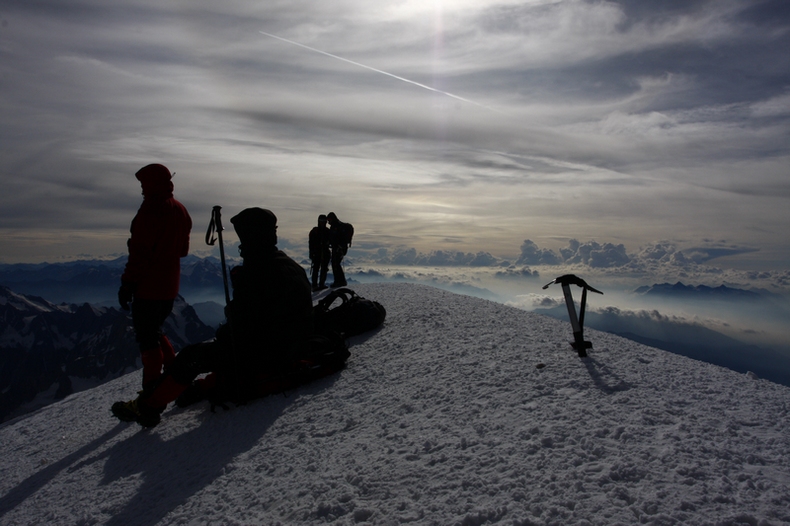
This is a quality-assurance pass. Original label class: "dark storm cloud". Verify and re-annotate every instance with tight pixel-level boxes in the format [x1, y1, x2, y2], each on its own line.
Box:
[474, 0, 790, 110]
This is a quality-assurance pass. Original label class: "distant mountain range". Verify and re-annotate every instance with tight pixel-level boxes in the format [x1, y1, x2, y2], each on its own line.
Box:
[3, 259, 779, 306]
[0, 255, 232, 305]
[0, 286, 215, 422]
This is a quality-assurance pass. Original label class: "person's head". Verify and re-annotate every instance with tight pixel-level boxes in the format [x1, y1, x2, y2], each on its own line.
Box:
[230, 208, 278, 254]
[317, 214, 327, 227]
[135, 164, 173, 198]
[326, 212, 337, 225]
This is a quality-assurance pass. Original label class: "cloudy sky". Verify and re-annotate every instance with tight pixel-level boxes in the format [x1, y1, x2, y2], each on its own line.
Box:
[1, 0, 789, 269]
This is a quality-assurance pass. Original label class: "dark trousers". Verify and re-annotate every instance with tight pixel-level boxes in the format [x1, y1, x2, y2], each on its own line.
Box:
[311, 251, 330, 287]
[168, 339, 227, 385]
[141, 339, 225, 409]
[131, 298, 174, 351]
[131, 298, 175, 387]
[147, 337, 284, 407]
[331, 246, 347, 286]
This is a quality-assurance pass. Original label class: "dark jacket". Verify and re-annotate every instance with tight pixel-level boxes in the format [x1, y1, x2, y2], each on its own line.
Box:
[329, 219, 352, 251]
[121, 185, 192, 300]
[309, 226, 330, 260]
[225, 247, 313, 371]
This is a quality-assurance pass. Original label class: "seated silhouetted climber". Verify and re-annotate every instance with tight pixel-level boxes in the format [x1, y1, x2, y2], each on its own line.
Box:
[112, 207, 314, 427]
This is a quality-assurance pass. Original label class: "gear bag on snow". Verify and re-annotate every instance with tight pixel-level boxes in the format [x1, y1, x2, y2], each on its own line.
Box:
[314, 287, 386, 338]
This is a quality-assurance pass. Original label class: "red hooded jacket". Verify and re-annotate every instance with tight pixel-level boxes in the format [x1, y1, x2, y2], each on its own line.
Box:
[121, 164, 193, 300]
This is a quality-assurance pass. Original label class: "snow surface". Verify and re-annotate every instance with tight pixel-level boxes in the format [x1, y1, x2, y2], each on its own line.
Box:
[1, 283, 788, 526]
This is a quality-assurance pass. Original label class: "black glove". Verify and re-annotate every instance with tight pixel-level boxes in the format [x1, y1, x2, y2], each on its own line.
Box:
[118, 282, 135, 310]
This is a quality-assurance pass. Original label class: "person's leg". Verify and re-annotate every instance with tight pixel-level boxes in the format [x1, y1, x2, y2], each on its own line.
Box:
[336, 253, 346, 286]
[319, 250, 330, 287]
[131, 299, 174, 388]
[331, 249, 346, 287]
[142, 340, 219, 409]
[160, 334, 176, 370]
[311, 258, 320, 288]
[111, 340, 221, 426]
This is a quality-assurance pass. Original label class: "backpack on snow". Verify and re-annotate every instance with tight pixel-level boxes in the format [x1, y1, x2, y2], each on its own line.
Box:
[314, 287, 386, 338]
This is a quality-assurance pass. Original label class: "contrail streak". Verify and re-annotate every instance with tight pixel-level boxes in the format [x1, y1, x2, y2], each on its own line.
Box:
[259, 31, 502, 114]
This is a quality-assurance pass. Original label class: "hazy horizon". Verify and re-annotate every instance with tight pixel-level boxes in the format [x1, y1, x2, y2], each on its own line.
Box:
[3, 246, 788, 357]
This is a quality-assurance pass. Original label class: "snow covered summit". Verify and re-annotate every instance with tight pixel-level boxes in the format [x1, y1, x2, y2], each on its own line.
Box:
[1, 283, 788, 525]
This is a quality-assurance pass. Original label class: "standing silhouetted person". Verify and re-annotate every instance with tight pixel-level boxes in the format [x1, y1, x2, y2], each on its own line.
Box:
[326, 212, 353, 288]
[117, 163, 192, 391]
[309, 214, 330, 291]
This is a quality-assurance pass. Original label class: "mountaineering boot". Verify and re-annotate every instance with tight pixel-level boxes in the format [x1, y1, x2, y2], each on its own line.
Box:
[111, 399, 140, 422]
[111, 398, 161, 428]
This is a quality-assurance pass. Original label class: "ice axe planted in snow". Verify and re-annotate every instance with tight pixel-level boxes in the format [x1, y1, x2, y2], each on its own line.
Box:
[542, 274, 603, 357]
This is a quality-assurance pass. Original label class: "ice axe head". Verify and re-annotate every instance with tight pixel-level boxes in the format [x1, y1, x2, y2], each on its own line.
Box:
[542, 274, 603, 295]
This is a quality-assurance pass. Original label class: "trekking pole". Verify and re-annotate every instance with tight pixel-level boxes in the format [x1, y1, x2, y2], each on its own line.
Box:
[205, 206, 244, 403]
[206, 206, 231, 306]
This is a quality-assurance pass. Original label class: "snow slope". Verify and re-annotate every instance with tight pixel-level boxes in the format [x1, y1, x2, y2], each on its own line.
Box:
[0, 283, 788, 525]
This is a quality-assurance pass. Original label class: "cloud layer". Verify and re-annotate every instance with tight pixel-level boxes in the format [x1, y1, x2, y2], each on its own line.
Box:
[1, 0, 789, 268]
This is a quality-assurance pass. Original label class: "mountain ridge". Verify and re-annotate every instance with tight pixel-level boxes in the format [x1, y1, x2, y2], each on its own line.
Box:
[0, 283, 788, 525]
[0, 285, 214, 422]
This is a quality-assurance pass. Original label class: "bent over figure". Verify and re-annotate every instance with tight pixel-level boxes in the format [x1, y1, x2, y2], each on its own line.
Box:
[326, 212, 352, 288]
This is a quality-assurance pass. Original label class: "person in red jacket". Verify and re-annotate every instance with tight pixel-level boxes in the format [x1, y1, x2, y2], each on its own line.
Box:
[118, 163, 192, 391]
